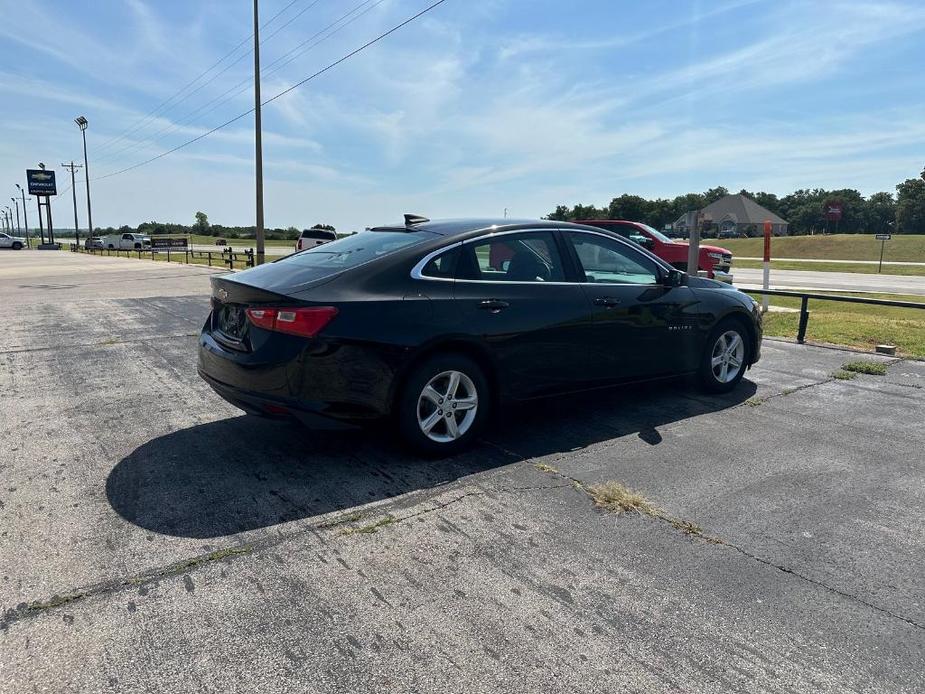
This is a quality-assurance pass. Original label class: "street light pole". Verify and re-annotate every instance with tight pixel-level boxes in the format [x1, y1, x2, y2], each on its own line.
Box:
[75, 116, 93, 239]
[11, 198, 21, 235]
[16, 184, 30, 248]
[253, 0, 266, 265]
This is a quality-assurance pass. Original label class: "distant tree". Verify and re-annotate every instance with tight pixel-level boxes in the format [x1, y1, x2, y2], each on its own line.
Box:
[311, 223, 336, 231]
[545, 205, 571, 222]
[896, 175, 925, 234]
[607, 194, 649, 222]
[194, 211, 210, 235]
[866, 192, 896, 234]
[702, 186, 729, 205]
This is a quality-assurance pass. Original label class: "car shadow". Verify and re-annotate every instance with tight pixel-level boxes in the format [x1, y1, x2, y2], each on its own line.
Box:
[106, 377, 757, 539]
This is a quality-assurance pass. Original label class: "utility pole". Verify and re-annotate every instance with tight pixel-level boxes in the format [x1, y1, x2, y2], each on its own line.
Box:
[62, 162, 83, 245]
[253, 0, 266, 265]
[75, 116, 93, 238]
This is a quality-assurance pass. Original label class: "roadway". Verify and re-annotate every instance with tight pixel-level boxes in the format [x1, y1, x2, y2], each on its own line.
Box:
[733, 267, 925, 296]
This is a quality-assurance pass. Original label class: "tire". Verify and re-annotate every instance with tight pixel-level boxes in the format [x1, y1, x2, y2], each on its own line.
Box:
[397, 353, 490, 456]
[134, 243, 141, 250]
[699, 318, 750, 393]
[12, 242, 22, 250]
[107, 244, 115, 249]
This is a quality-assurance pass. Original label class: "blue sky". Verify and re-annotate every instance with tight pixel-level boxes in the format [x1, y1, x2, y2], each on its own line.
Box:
[1, 0, 924, 231]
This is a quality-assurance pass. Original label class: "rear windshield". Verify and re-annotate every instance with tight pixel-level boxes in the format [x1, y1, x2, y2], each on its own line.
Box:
[300, 229, 337, 240]
[279, 230, 436, 271]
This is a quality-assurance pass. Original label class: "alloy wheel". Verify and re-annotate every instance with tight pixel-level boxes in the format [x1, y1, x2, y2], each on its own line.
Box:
[416, 370, 478, 443]
[711, 330, 745, 383]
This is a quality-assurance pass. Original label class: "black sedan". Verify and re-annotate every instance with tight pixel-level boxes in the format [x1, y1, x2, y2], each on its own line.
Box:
[198, 217, 762, 454]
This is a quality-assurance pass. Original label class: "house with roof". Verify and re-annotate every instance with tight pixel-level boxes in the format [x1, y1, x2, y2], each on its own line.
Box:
[674, 194, 788, 237]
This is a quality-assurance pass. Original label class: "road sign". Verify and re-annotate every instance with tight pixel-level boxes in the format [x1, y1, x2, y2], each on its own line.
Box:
[26, 169, 57, 196]
[824, 201, 843, 222]
[876, 234, 891, 241]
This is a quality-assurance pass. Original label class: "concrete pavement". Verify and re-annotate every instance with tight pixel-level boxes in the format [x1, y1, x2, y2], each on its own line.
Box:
[1, 250, 924, 693]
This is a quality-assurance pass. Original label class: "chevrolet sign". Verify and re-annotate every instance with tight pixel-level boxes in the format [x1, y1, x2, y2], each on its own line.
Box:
[27, 169, 57, 196]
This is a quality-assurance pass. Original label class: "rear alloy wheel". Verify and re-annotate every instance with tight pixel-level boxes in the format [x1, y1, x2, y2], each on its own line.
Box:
[399, 354, 489, 455]
[12, 242, 22, 250]
[699, 320, 749, 392]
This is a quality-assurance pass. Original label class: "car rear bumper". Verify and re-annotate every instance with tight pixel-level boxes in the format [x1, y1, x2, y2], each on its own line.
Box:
[198, 322, 395, 423]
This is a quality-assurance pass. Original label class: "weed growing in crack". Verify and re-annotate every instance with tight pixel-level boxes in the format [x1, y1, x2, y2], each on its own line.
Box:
[585, 481, 655, 515]
[343, 515, 397, 535]
[842, 360, 888, 376]
[534, 463, 559, 474]
[832, 369, 858, 381]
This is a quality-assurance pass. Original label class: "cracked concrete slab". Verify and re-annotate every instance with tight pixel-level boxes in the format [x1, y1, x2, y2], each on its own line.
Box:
[1, 251, 924, 692]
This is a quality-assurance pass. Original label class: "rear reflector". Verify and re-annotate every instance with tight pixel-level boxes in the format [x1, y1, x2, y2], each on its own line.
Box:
[245, 306, 338, 338]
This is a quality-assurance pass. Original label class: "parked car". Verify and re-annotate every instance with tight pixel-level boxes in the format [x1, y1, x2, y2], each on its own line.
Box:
[85, 236, 104, 249]
[718, 228, 746, 240]
[100, 233, 151, 250]
[215, 238, 228, 246]
[576, 220, 734, 282]
[296, 228, 337, 252]
[199, 217, 762, 455]
[0, 232, 26, 250]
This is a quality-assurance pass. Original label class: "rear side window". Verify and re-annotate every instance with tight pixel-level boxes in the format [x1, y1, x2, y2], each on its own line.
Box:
[281, 230, 435, 271]
[457, 231, 565, 282]
[420, 247, 459, 279]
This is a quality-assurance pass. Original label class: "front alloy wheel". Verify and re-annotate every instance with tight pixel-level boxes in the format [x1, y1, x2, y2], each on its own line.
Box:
[416, 370, 479, 443]
[711, 330, 745, 384]
[699, 319, 750, 393]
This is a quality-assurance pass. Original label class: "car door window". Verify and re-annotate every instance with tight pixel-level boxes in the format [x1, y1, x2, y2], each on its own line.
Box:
[568, 233, 660, 285]
[459, 232, 565, 282]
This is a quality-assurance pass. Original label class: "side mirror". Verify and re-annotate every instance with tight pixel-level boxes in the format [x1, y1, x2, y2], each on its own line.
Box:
[663, 269, 684, 287]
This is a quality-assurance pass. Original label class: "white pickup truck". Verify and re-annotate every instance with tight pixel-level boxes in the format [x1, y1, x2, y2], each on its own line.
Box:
[100, 233, 151, 250]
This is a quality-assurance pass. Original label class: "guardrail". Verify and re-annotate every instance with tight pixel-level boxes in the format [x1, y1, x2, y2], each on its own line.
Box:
[746, 288, 925, 343]
[70, 243, 255, 270]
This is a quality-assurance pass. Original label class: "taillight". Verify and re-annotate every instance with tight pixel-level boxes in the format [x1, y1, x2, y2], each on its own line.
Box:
[245, 306, 338, 338]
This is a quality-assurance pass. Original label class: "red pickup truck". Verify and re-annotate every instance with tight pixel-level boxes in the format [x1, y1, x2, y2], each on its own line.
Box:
[576, 219, 734, 282]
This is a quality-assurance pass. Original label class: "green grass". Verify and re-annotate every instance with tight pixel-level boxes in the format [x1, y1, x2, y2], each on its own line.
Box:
[188, 234, 295, 247]
[841, 359, 889, 375]
[736, 258, 925, 276]
[715, 234, 925, 263]
[749, 291, 925, 357]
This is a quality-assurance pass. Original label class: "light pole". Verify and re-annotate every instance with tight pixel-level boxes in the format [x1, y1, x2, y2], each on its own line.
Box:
[253, 0, 266, 265]
[16, 184, 30, 248]
[3, 207, 10, 233]
[11, 197, 21, 235]
[75, 116, 93, 238]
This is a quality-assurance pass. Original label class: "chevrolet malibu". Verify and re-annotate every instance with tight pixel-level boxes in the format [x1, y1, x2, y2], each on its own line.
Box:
[198, 217, 762, 455]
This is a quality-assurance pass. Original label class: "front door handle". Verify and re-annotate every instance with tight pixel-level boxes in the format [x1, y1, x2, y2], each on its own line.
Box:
[478, 299, 510, 313]
[593, 296, 622, 308]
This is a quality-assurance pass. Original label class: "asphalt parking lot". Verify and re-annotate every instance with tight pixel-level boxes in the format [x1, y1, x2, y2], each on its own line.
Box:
[1, 251, 924, 693]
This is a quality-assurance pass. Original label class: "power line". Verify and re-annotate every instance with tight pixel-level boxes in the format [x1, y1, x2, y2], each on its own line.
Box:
[93, 0, 308, 158]
[96, 0, 383, 167]
[93, 0, 450, 182]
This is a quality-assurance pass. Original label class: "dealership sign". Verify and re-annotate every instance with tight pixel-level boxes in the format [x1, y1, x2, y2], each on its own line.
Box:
[26, 169, 57, 196]
[150, 236, 189, 249]
[823, 200, 843, 222]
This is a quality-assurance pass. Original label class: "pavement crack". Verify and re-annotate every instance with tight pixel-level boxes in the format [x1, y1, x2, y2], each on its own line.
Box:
[491, 440, 925, 633]
[0, 545, 252, 631]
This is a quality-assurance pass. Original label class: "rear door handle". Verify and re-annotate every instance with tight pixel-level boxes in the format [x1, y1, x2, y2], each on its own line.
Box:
[593, 297, 622, 308]
[478, 299, 510, 313]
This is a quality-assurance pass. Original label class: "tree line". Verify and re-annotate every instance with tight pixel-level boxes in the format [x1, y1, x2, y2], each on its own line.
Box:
[547, 167, 925, 235]
[93, 211, 337, 241]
